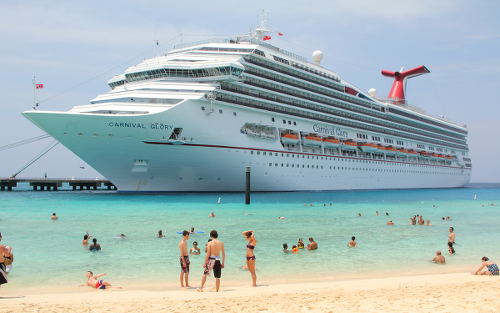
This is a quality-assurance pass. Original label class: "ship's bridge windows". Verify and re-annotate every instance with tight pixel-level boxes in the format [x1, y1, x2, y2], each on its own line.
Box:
[272, 55, 290, 65]
[253, 49, 266, 57]
[125, 66, 243, 82]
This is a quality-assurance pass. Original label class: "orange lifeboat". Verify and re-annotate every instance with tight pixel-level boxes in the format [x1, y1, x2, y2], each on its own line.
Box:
[303, 134, 323, 147]
[281, 133, 299, 144]
[341, 140, 358, 151]
[359, 142, 379, 153]
[323, 137, 340, 148]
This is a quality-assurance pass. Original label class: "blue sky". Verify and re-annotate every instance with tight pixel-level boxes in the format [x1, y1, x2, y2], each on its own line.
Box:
[0, 0, 498, 182]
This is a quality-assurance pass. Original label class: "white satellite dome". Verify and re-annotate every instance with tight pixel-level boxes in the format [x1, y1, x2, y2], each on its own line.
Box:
[312, 50, 323, 65]
[368, 88, 377, 97]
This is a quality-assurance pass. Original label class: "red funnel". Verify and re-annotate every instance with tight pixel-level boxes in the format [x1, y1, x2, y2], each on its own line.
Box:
[381, 65, 430, 104]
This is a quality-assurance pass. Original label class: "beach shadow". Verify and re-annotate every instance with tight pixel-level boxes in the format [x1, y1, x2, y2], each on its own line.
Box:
[0, 296, 26, 299]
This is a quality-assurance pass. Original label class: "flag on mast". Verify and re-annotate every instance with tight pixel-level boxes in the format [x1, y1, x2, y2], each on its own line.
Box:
[36, 83, 44, 89]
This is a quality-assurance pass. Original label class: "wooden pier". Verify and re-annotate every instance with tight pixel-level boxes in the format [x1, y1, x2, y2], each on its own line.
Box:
[0, 178, 116, 191]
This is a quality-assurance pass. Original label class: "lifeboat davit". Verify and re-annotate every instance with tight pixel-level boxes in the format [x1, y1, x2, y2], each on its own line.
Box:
[396, 148, 409, 156]
[418, 151, 430, 158]
[323, 137, 340, 148]
[359, 143, 379, 153]
[406, 149, 418, 157]
[281, 133, 299, 144]
[341, 140, 358, 151]
[382, 146, 397, 155]
[303, 134, 323, 147]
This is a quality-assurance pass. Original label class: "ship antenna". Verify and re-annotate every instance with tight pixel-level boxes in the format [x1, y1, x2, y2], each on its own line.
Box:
[153, 39, 160, 56]
[254, 10, 270, 40]
[32, 74, 39, 110]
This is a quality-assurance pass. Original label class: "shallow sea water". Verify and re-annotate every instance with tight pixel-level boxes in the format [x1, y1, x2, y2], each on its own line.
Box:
[0, 184, 499, 289]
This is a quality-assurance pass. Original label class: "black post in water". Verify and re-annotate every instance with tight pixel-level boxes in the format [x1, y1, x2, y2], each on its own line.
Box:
[245, 166, 251, 204]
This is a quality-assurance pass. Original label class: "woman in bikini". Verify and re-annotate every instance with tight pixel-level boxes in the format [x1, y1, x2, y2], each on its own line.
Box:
[243, 230, 257, 287]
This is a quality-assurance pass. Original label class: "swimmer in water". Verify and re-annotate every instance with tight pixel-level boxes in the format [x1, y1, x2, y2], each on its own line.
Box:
[291, 245, 299, 253]
[51, 213, 58, 220]
[82, 234, 91, 245]
[208, 212, 215, 218]
[297, 238, 305, 249]
[348, 236, 357, 247]
[190, 227, 195, 234]
[283, 243, 290, 253]
[426, 220, 432, 226]
[358, 213, 362, 217]
[278, 216, 286, 220]
[387, 220, 394, 226]
[432, 251, 446, 264]
[158, 230, 165, 238]
[190, 241, 200, 255]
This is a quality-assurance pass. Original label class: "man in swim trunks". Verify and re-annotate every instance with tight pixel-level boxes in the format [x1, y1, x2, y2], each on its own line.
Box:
[178, 230, 190, 288]
[198, 230, 225, 292]
[85, 271, 119, 289]
[448, 227, 456, 254]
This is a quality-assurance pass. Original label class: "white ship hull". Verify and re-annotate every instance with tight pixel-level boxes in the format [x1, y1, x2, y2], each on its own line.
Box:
[24, 100, 470, 192]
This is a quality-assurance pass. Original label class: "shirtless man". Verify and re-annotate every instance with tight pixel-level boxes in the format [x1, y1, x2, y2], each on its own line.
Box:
[85, 271, 120, 289]
[178, 230, 190, 288]
[198, 230, 225, 292]
[448, 227, 456, 254]
[51, 213, 58, 220]
[307, 237, 318, 250]
[432, 251, 446, 264]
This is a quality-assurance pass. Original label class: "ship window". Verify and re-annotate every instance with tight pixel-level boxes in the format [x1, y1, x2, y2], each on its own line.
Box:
[233, 112, 237, 116]
[201, 106, 205, 111]
[272, 117, 275, 122]
[250, 151, 254, 155]
[263, 152, 267, 155]
[293, 121, 296, 125]
[257, 151, 260, 155]
[219, 109, 223, 114]
[283, 120, 286, 124]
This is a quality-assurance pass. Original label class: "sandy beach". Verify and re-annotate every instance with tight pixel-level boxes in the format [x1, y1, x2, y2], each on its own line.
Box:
[1, 272, 499, 313]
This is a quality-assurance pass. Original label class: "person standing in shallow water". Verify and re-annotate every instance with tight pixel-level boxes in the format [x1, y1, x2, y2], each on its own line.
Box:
[89, 238, 101, 251]
[198, 230, 225, 292]
[51, 213, 58, 220]
[243, 230, 257, 287]
[448, 227, 456, 254]
[178, 230, 190, 288]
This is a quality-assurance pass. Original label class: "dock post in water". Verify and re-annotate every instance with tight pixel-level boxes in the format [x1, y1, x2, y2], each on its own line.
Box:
[245, 166, 251, 204]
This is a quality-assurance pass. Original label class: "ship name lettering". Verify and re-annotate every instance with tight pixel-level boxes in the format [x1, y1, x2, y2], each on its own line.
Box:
[150, 123, 173, 130]
[108, 121, 146, 129]
[312, 124, 348, 138]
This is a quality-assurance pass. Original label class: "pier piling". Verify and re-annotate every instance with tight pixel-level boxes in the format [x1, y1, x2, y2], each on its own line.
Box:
[245, 166, 251, 204]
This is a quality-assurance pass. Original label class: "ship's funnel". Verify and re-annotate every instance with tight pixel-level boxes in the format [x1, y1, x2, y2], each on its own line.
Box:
[381, 65, 430, 104]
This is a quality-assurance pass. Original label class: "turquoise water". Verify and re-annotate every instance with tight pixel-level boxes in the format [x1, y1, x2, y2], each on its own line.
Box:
[1, 184, 499, 289]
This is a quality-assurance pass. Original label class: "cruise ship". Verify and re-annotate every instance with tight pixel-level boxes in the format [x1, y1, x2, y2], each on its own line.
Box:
[23, 25, 471, 192]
